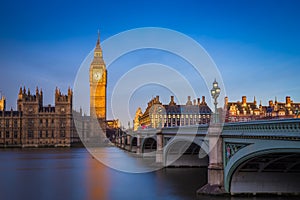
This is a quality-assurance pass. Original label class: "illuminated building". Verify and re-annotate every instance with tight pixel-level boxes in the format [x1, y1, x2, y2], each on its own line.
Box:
[225, 96, 300, 122]
[135, 95, 212, 129]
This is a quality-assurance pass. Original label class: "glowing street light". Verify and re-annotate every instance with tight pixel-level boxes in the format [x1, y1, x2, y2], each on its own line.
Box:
[211, 79, 221, 123]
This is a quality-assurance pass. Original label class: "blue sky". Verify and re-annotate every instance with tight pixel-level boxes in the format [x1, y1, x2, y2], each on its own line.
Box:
[0, 0, 300, 124]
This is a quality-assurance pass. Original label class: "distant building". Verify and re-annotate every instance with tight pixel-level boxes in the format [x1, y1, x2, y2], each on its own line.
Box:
[134, 95, 212, 130]
[0, 87, 80, 147]
[225, 96, 300, 122]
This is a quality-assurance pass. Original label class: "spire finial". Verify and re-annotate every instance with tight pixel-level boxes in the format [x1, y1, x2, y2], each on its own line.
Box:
[96, 29, 100, 47]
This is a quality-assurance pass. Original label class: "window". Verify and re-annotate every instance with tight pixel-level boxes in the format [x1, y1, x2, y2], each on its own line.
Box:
[60, 130, 65, 138]
[51, 130, 54, 138]
[39, 119, 43, 124]
[61, 121, 65, 128]
[46, 119, 48, 127]
[46, 131, 48, 138]
[6, 119, 9, 128]
[13, 131, 18, 139]
[14, 119, 18, 128]
[28, 130, 33, 138]
[0, 131, 1, 138]
[28, 119, 34, 128]
[39, 130, 42, 138]
[6, 131, 10, 138]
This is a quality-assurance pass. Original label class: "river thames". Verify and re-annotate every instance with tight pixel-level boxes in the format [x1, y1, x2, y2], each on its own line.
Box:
[0, 147, 298, 200]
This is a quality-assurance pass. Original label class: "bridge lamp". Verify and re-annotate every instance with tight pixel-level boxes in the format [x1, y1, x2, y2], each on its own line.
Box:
[211, 79, 221, 123]
[295, 107, 300, 118]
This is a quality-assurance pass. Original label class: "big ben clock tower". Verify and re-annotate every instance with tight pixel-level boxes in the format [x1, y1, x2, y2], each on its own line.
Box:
[90, 31, 107, 133]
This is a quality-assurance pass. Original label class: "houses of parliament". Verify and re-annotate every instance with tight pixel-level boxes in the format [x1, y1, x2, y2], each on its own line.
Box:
[0, 33, 118, 147]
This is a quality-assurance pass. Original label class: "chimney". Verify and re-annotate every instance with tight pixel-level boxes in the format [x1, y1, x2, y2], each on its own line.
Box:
[193, 99, 196, 105]
[156, 95, 159, 103]
[169, 96, 176, 105]
[186, 96, 192, 105]
[242, 96, 247, 105]
[202, 96, 206, 104]
[225, 96, 228, 106]
[269, 100, 273, 107]
[197, 98, 200, 105]
[286, 96, 291, 106]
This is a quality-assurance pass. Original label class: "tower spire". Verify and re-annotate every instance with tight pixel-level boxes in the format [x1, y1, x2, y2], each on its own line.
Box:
[96, 29, 100, 48]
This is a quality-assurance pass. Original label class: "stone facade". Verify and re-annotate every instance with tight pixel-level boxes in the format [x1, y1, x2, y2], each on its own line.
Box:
[0, 87, 80, 147]
[135, 95, 212, 130]
[225, 96, 300, 122]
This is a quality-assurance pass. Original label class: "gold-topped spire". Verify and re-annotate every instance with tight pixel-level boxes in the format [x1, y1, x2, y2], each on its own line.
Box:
[96, 29, 100, 48]
[92, 30, 104, 62]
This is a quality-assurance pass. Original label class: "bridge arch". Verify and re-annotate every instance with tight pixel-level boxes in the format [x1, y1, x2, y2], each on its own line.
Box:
[141, 137, 157, 154]
[129, 136, 138, 152]
[163, 137, 209, 167]
[224, 139, 300, 194]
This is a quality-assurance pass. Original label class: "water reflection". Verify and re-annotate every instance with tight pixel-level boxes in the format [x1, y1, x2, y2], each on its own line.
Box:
[85, 154, 110, 200]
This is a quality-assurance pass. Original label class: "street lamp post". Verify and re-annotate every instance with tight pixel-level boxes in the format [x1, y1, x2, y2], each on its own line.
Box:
[211, 79, 221, 123]
[295, 107, 299, 118]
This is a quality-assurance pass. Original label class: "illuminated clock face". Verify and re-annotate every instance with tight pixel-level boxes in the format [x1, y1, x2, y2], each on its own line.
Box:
[93, 71, 102, 81]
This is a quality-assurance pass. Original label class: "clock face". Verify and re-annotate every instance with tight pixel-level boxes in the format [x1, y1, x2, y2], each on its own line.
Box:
[93, 70, 102, 81]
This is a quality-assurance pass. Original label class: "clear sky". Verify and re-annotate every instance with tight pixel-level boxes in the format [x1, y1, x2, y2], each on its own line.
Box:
[1, 0, 300, 125]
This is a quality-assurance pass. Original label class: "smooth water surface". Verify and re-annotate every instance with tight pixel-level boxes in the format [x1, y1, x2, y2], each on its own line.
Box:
[0, 148, 298, 200]
[0, 148, 207, 200]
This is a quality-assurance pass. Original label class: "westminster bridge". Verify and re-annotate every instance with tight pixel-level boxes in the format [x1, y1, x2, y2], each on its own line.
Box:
[114, 118, 300, 195]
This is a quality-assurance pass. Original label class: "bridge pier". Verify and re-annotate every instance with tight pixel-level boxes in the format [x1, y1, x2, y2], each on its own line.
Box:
[198, 125, 227, 195]
[125, 134, 131, 151]
[116, 136, 120, 147]
[156, 133, 163, 163]
[136, 134, 142, 155]
[121, 136, 125, 149]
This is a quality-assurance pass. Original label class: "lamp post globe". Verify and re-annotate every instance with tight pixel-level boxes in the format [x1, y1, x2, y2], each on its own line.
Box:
[211, 79, 221, 123]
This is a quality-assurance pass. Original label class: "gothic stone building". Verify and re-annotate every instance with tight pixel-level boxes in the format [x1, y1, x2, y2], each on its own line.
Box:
[0, 87, 79, 147]
[134, 95, 212, 130]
